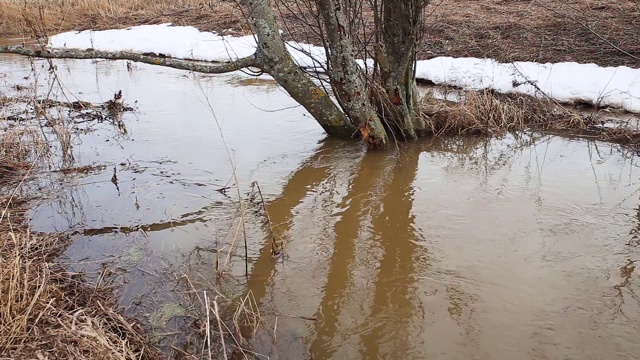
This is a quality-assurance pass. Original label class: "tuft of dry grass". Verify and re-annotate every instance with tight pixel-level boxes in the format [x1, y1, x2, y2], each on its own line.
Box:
[0, 166, 157, 359]
[0, 128, 42, 180]
[421, 89, 640, 152]
[0, 223, 155, 359]
[421, 90, 568, 135]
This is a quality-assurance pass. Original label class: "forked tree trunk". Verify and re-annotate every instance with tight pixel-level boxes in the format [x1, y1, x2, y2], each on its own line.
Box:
[2, 0, 431, 150]
[244, 0, 394, 149]
[374, 0, 428, 140]
[316, 0, 390, 149]
[242, 0, 358, 138]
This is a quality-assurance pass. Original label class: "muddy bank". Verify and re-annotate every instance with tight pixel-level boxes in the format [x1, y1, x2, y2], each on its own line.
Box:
[1, 0, 638, 67]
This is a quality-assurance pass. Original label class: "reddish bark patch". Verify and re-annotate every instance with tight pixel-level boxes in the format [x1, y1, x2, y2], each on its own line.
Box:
[359, 124, 385, 150]
[391, 88, 402, 105]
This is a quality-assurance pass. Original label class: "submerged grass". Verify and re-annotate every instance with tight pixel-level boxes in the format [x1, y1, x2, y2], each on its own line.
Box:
[1, 74, 271, 358]
[0, 79, 158, 358]
[0, 179, 156, 358]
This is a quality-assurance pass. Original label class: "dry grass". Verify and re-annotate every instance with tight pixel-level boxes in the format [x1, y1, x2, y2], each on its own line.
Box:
[169, 274, 265, 359]
[0, 224, 155, 359]
[1, 87, 157, 359]
[421, 90, 570, 135]
[422, 89, 640, 152]
[0, 128, 45, 177]
[273, 0, 640, 67]
[422, 0, 640, 67]
[0, 0, 248, 37]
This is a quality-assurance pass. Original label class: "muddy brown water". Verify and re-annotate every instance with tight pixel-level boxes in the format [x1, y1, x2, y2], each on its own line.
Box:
[1, 53, 639, 359]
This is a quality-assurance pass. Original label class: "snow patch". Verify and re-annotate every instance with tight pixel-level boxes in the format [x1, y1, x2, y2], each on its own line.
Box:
[415, 57, 640, 113]
[49, 24, 257, 61]
[48, 24, 640, 113]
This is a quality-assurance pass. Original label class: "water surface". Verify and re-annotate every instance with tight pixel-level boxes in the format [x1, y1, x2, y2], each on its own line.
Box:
[1, 53, 639, 359]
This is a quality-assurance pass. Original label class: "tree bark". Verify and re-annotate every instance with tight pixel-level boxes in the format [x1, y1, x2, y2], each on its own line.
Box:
[241, 0, 358, 138]
[375, 0, 429, 139]
[316, 0, 390, 149]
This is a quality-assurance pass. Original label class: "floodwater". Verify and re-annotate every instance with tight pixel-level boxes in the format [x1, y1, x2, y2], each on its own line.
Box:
[1, 53, 639, 359]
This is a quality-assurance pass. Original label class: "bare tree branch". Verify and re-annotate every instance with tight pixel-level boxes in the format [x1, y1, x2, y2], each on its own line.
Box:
[0, 45, 261, 74]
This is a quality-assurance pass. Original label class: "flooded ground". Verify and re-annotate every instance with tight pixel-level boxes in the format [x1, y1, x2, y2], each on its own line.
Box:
[1, 53, 639, 359]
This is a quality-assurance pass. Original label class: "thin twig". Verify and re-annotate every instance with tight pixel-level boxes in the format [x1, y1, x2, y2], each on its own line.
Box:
[251, 181, 280, 254]
[204, 292, 212, 360]
[213, 296, 228, 360]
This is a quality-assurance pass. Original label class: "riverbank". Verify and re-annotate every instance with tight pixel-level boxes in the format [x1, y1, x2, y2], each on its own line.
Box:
[34, 23, 640, 152]
[0, 125, 156, 358]
[0, 0, 638, 68]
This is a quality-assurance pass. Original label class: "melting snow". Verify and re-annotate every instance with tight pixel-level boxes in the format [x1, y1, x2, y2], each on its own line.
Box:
[48, 24, 640, 113]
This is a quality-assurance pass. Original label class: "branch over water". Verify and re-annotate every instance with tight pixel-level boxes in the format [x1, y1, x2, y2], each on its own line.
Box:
[0, 45, 260, 74]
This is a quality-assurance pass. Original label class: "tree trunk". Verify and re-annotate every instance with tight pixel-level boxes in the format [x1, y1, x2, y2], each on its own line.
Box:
[375, 0, 428, 140]
[2, 0, 433, 150]
[241, 0, 357, 138]
[316, 0, 390, 150]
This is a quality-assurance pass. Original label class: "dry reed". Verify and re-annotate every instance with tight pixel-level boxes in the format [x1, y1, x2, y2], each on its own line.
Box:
[171, 273, 266, 358]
